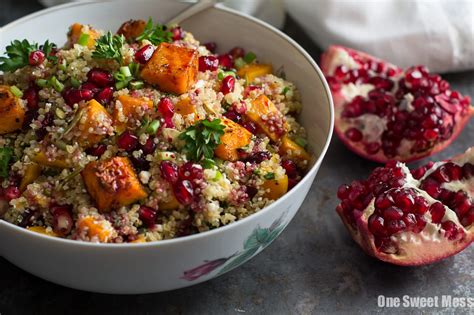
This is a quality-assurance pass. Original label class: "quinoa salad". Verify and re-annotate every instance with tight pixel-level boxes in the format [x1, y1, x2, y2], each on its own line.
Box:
[0, 19, 312, 243]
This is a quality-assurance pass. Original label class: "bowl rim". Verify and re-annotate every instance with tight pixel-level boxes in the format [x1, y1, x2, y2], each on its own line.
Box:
[0, 0, 334, 249]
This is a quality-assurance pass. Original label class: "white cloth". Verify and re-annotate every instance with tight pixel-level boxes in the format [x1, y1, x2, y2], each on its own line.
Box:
[285, 0, 474, 73]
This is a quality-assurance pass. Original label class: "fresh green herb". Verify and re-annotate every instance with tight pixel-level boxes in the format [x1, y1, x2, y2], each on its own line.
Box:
[77, 33, 90, 46]
[145, 119, 160, 135]
[136, 18, 173, 45]
[0, 147, 13, 178]
[263, 172, 275, 180]
[213, 170, 223, 181]
[217, 70, 236, 80]
[92, 32, 125, 64]
[243, 51, 256, 63]
[129, 81, 144, 90]
[234, 57, 246, 69]
[50, 76, 64, 92]
[179, 119, 225, 161]
[41, 40, 58, 63]
[294, 137, 308, 148]
[70, 77, 81, 88]
[10, 85, 23, 97]
[35, 78, 49, 88]
[281, 87, 290, 95]
[201, 158, 216, 169]
[0, 39, 57, 72]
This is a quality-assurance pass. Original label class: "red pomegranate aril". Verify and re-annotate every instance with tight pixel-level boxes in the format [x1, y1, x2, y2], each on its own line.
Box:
[218, 54, 233, 69]
[394, 192, 413, 211]
[220, 75, 235, 94]
[23, 87, 39, 110]
[281, 160, 298, 179]
[139, 205, 157, 228]
[461, 208, 474, 226]
[383, 206, 404, 221]
[4, 186, 21, 201]
[414, 196, 429, 214]
[198, 56, 219, 72]
[441, 221, 462, 240]
[429, 202, 445, 224]
[173, 180, 194, 205]
[247, 151, 271, 164]
[80, 82, 100, 93]
[386, 219, 406, 235]
[229, 46, 245, 59]
[223, 110, 242, 123]
[158, 97, 174, 118]
[87, 68, 113, 87]
[28, 50, 45, 66]
[242, 121, 258, 134]
[86, 144, 107, 157]
[135, 44, 155, 64]
[403, 213, 417, 229]
[344, 128, 363, 142]
[462, 163, 474, 179]
[142, 138, 156, 155]
[171, 27, 183, 41]
[179, 162, 204, 181]
[160, 161, 179, 184]
[365, 142, 381, 155]
[117, 131, 138, 151]
[95, 87, 114, 105]
[374, 195, 391, 209]
[63, 88, 94, 106]
[203, 42, 217, 53]
[368, 214, 386, 236]
[51, 205, 73, 236]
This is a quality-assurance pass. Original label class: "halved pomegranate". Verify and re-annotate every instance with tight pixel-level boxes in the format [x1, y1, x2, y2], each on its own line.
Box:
[321, 46, 473, 163]
[336, 147, 473, 266]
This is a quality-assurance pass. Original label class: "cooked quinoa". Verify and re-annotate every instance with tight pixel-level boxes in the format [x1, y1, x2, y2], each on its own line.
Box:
[0, 19, 312, 243]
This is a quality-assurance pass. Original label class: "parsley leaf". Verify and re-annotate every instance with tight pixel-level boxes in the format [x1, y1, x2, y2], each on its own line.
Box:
[136, 18, 173, 45]
[0, 39, 37, 72]
[179, 119, 225, 161]
[263, 172, 275, 180]
[92, 32, 125, 64]
[0, 147, 13, 178]
[40, 40, 58, 63]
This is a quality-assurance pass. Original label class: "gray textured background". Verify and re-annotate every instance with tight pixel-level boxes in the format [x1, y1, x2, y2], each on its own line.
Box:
[1, 1, 473, 314]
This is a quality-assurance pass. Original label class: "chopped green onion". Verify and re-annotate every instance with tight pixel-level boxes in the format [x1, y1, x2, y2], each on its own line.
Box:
[114, 72, 126, 81]
[218, 70, 236, 80]
[50, 76, 64, 92]
[120, 66, 132, 77]
[128, 63, 140, 77]
[234, 57, 246, 69]
[35, 79, 49, 88]
[243, 51, 256, 63]
[129, 81, 144, 90]
[58, 59, 67, 72]
[77, 33, 90, 46]
[213, 170, 222, 181]
[263, 172, 275, 180]
[281, 87, 290, 95]
[217, 71, 225, 80]
[201, 158, 215, 169]
[10, 86, 23, 98]
[146, 119, 160, 135]
[294, 137, 308, 148]
[70, 77, 81, 88]
[55, 108, 65, 119]
[0, 147, 13, 178]
[115, 80, 129, 90]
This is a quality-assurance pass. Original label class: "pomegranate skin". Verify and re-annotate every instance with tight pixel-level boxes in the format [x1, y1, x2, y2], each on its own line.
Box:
[336, 147, 474, 266]
[321, 45, 474, 163]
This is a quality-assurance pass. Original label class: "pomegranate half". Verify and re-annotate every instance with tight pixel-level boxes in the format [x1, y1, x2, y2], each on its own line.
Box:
[321, 45, 473, 163]
[336, 147, 474, 266]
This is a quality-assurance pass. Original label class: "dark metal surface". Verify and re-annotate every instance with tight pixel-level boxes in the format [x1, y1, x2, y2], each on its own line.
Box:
[1, 2, 473, 314]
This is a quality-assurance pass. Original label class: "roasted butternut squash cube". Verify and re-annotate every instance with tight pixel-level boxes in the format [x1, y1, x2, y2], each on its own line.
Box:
[76, 216, 115, 242]
[76, 99, 113, 147]
[237, 64, 272, 83]
[116, 19, 147, 41]
[175, 97, 202, 122]
[279, 135, 311, 166]
[113, 94, 154, 132]
[67, 23, 100, 48]
[20, 163, 42, 191]
[246, 95, 287, 142]
[32, 151, 71, 168]
[159, 192, 180, 211]
[0, 85, 25, 134]
[81, 157, 147, 212]
[214, 118, 252, 161]
[131, 235, 146, 243]
[140, 43, 198, 94]
[27, 226, 59, 237]
[262, 174, 288, 200]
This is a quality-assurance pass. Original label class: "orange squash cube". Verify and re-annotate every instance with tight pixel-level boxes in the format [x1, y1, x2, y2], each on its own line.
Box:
[76, 99, 113, 147]
[175, 97, 202, 122]
[113, 94, 154, 132]
[20, 163, 42, 191]
[140, 43, 198, 94]
[32, 151, 71, 168]
[76, 216, 115, 242]
[262, 174, 288, 200]
[159, 192, 180, 211]
[214, 118, 252, 161]
[116, 19, 147, 41]
[246, 95, 287, 142]
[67, 23, 100, 48]
[81, 157, 148, 212]
[237, 63, 273, 83]
[279, 135, 311, 166]
[27, 226, 59, 237]
[0, 85, 25, 134]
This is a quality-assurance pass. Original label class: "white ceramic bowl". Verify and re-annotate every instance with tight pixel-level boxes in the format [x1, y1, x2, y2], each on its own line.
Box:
[0, 0, 334, 294]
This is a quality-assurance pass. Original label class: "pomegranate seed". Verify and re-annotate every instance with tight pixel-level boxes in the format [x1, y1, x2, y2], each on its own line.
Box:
[50, 205, 73, 236]
[243, 121, 258, 134]
[344, 128, 362, 142]
[337, 184, 350, 199]
[423, 129, 438, 141]
[87, 68, 113, 87]
[3, 186, 21, 201]
[141, 138, 156, 155]
[403, 213, 417, 230]
[394, 192, 413, 211]
[218, 54, 233, 69]
[198, 56, 219, 72]
[135, 44, 155, 64]
[173, 180, 194, 205]
[80, 82, 100, 94]
[160, 161, 179, 184]
[223, 110, 242, 123]
[462, 163, 474, 179]
[288, 177, 299, 190]
[86, 144, 107, 157]
[368, 214, 386, 236]
[365, 142, 381, 155]
[281, 160, 298, 179]
[374, 195, 392, 209]
[247, 151, 272, 164]
[441, 221, 462, 240]
[429, 202, 445, 224]
[220, 76, 235, 94]
[382, 206, 404, 220]
[95, 87, 114, 105]
[179, 162, 204, 181]
[139, 205, 157, 228]
[117, 131, 138, 151]
[171, 27, 183, 41]
[28, 50, 45, 66]
[158, 97, 174, 127]
[63, 88, 94, 106]
[130, 155, 150, 171]
[385, 219, 406, 235]
[23, 87, 39, 110]
[461, 208, 474, 226]
[203, 42, 217, 53]
[413, 196, 429, 214]
[229, 47, 245, 59]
